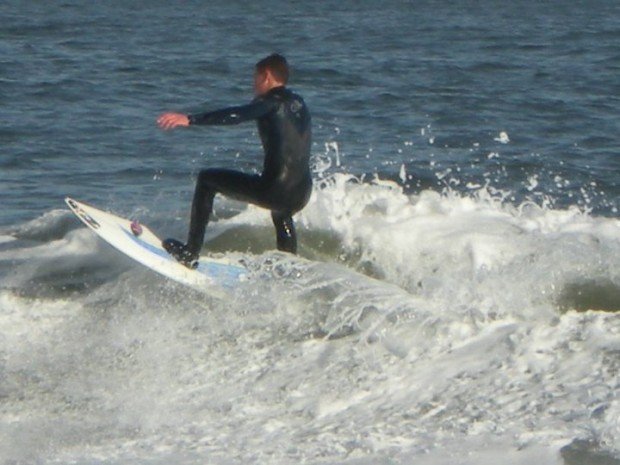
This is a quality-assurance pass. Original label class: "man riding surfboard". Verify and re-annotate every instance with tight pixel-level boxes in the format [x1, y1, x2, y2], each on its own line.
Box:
[157, 54, 312, 268]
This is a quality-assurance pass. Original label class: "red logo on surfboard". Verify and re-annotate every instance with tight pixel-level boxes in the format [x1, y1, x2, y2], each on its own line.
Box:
[130, 220, 143, 236]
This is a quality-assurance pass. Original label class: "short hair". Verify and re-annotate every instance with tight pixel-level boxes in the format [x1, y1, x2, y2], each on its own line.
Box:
[255, 53, 289, 85]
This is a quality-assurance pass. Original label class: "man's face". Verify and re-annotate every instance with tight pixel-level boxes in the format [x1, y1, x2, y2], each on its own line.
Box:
[254, 69, 268, 96]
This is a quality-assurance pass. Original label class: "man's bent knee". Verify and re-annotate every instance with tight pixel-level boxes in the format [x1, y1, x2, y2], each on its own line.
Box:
[197, 168, 219, 185]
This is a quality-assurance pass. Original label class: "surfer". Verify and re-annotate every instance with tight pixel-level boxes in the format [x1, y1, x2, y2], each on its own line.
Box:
[157, 54, 312, 268]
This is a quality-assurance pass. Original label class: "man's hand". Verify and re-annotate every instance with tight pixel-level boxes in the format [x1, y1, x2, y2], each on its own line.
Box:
[157, 112, 190, 130]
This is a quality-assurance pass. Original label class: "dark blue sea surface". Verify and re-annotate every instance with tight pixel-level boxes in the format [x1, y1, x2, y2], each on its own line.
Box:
[1, 1, 619, 464]
[1, 0, 618, 226]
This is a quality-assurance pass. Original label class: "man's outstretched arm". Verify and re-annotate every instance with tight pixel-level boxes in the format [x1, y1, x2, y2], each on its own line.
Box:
[158, 99, 274, 130]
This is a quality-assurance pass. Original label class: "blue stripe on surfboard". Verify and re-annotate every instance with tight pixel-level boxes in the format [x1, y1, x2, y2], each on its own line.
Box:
[121, 228, 246, 287]
[121, 227, 170, 260]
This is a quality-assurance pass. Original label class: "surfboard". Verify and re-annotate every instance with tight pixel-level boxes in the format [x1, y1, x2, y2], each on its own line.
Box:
[65, 198, 247, 294]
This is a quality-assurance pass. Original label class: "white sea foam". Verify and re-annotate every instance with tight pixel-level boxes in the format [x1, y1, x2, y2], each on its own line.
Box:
[0, 235, 15, 245]
[1, 175, 619, 464]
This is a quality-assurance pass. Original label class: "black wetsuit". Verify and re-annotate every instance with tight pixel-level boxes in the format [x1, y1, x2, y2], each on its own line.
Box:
[182, 86, 312, 257]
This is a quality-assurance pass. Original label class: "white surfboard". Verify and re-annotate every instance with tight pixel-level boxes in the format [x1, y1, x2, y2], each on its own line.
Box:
[65, 198, 247, 294]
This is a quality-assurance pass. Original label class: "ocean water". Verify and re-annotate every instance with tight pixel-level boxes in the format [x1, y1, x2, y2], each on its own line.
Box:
[1, 1, 619, 464]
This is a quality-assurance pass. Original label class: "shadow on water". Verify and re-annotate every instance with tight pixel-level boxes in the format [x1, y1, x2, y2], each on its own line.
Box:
[204, 224, 386, 282]
[204, 224, 276, 255]
[204, 224, 345, 261]
[558, 279, 620, 313]
[561, 440, 620, 465]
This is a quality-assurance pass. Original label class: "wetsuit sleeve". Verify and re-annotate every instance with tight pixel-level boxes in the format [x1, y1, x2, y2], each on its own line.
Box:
[188, 98, 275, 126]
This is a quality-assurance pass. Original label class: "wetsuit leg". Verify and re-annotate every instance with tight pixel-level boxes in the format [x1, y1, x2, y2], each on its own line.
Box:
[186, 168, 265, 255]
[271, 211, 297, 254]
[185, 168, 308, 257]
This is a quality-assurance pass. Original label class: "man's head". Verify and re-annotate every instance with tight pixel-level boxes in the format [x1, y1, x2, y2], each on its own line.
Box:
[254, 53, 289, 96]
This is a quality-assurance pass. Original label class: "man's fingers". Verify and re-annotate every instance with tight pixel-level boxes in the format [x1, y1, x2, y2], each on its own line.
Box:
[157, 113, 188, 130]
[158, 114, 175, 130]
